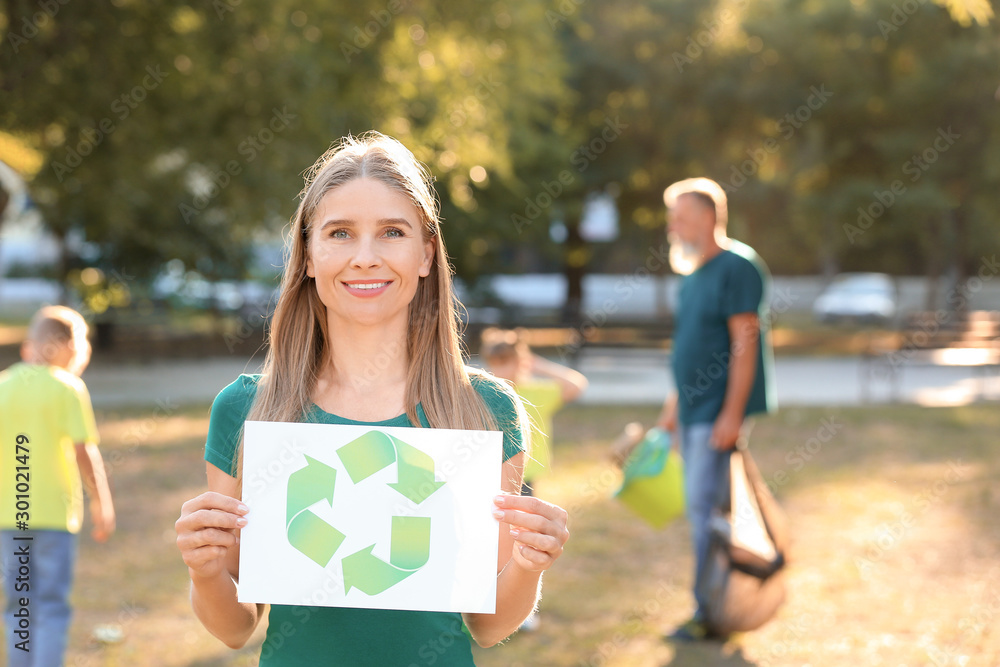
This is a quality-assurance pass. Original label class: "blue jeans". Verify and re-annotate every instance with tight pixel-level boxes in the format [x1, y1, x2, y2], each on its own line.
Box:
[2, 530, 77, 667]
[679, 423, 731, 621]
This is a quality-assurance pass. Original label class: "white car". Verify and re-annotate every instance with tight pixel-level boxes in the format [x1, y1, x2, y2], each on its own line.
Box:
[813, 273, 897, 325]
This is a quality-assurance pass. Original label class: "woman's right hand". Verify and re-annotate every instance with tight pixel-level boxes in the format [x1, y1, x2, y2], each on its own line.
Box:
[175, 492, 249, 580]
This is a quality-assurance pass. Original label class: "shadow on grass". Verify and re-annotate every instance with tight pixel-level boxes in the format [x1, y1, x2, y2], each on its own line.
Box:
[54, 401, 1000, 666]
[532, 403, 1000, 666]
[182, 643, 264, 667]
[663, 639, 758, 666]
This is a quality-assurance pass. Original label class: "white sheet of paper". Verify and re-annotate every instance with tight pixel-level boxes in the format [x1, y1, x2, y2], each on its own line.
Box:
[237, 421, 503, 613]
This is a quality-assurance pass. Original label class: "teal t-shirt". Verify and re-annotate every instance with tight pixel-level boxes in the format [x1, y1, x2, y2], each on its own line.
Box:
[204, 372, 524, 667]
[671, 241, 776, 426]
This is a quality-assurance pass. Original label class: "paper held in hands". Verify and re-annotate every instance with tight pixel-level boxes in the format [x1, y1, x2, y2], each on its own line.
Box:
[237, 421, 503, 613]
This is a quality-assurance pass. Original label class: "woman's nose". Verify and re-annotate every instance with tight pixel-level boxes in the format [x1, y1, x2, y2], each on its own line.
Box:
[350, 235, 382, 268]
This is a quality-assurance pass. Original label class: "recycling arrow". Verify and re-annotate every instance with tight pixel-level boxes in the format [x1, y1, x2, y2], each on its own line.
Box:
[336, 431, 396, 483]
[337, 431, 444, 504]
[343, 516, 431, 595]
[389, 515, 431, 570]
[286, 455, 345, 567]
[342, 546, 413, 595]
[284, 432, 442, 595]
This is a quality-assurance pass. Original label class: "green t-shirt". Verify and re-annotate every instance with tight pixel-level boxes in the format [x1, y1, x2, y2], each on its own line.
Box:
[0, 362, 100, 533]
[204, 372, 525, 667]
[671, 241, 777, 426]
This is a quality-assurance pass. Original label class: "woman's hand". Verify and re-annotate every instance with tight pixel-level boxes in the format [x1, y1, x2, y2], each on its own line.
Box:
[492, 494, 569, 572]
[175, 492, 248, 581]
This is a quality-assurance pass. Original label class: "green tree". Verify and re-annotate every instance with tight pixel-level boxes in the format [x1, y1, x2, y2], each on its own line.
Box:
[0, 0, 570, 287]
[552, 0, 998, 301]
[735, 0, 1000, 295]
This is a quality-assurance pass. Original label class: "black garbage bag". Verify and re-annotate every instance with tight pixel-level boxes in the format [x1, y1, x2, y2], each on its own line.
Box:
[695, 447, 789, 636]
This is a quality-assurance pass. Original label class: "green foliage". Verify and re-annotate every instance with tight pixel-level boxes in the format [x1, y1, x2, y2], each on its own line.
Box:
[554, 0, 1000, 277]
[1, 0, 997, 292]
[0, 0, 570, 282]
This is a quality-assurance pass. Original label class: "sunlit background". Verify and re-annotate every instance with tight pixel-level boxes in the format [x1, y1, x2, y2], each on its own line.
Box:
[1, 1, 999, 665]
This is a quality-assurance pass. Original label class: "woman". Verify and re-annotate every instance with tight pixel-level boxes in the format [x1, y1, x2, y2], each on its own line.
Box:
[175, 132, 569, 665]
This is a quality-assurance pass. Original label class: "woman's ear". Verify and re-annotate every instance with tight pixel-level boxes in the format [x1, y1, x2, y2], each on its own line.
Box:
[419, 239, 435, 278]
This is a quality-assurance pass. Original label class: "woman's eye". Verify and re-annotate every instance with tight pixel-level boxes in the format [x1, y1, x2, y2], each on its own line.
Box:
[330, 229, 350, 239]
[384, 228, 404, 238]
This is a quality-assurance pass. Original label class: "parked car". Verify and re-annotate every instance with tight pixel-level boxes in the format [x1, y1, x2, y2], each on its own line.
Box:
[813, 273, 897, 325]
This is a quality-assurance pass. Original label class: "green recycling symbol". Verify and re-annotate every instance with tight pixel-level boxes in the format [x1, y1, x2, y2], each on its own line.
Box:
[285, 430, 444, 595]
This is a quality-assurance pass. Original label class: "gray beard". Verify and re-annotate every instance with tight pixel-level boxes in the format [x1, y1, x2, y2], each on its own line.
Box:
[669, 241, 701, 276]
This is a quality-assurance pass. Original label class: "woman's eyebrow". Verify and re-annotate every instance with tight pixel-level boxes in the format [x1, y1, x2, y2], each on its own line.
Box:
[318, 218, 414, 230]
[378, 217, 414, 229]
[318, 218, 354, 231]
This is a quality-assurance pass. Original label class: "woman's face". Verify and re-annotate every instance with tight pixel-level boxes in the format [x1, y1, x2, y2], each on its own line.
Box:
[306, 177, 435, 331]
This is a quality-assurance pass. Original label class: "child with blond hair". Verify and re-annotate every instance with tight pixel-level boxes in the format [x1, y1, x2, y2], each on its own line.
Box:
[0, 305, 115, 666]
[479, 328, 588, 497]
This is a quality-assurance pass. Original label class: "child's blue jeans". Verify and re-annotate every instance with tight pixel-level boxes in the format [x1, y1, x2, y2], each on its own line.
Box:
[2, 529, 77, 667]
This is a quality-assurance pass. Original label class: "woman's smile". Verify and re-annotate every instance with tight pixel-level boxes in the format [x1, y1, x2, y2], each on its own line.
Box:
[342, 280, 392, 297]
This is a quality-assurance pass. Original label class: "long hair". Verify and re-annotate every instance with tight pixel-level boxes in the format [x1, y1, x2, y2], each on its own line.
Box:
[244, 132, 498, 442]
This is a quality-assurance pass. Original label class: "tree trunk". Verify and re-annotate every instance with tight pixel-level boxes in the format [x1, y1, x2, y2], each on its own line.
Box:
[562, 217, 586, 327]
[923, 216, 943, 312]
[821, 213, 839, 279]
[951, 206, 968, 315]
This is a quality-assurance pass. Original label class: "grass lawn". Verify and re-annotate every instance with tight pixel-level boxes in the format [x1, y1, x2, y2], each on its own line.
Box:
[4, 402, 996, 666]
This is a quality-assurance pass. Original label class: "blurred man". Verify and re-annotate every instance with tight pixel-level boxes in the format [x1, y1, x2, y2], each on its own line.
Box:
[657, 178, 775, 642]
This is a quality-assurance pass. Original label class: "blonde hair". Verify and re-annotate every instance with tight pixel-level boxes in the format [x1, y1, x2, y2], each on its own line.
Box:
[479, 327, 530, 365]
[27, 305, 91, 376]
[663, 177, 729, 230]
[245, 132, 497, 439]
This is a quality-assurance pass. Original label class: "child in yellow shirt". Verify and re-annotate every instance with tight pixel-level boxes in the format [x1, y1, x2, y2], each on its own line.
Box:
[0, 306, 115, 666]
[479, 327, 588, 495]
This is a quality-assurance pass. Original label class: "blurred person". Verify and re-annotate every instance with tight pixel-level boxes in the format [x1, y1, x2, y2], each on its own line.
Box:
[0, 306, 116, 667]
[174, 133, 570, 665]
[479, 327, 587, 632]
[657, 177, 776, 642]
[479, 327, 588, 497]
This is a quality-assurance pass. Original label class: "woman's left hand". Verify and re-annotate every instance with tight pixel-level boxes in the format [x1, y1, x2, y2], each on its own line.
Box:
[493, 494, 569, 572]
